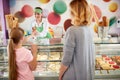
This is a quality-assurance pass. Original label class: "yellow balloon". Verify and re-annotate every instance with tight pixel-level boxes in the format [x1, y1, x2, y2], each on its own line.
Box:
[94, 24, 98, 33]
[109, 2, 118, 12]
[38, 0, 50, 4]
[24, 31, 27, 35]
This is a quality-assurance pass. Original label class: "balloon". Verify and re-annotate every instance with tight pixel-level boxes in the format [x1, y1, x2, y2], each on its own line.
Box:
[109, 2, 118, 12]
[94, 24, 98, 33]
[53, 0, 67, 14]
[21, 5, 33, 17]
[103, 0, 111, 2]
[109, 16, 117, 27]
[64, 19, 72, 31]
[38, 0, 50, 4]
[92, 5, 102, 22]
[9, 0, 16, 7]
[47, 12, 61, 25]
[14, 11, 25, 23]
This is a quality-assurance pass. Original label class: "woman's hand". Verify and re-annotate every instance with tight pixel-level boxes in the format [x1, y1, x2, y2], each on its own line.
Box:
[59, 64, 68, 80]
[59, 77, 62, 80]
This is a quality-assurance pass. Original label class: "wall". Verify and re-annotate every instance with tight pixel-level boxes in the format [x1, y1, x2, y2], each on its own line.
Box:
[0, 0, 10, 45]
[9, 0, 120, 38]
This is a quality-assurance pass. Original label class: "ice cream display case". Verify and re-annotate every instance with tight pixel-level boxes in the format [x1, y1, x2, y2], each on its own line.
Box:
[95, 42, 120, 80]
[31, 44, 63, 80]
[0, 42, 120, 80]
[0, 44, 63, 80]
[0, 46, 8, 80]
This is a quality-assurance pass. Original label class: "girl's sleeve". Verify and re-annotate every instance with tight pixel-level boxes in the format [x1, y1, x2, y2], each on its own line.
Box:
[62, 27, 75, 67]
[24, 50, 33, 63]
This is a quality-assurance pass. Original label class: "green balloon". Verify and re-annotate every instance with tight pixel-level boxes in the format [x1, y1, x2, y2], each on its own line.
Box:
[53, 0, 67, 14]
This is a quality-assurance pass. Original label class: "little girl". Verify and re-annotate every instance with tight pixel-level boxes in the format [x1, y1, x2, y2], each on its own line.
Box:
[8, 27, 38, 80]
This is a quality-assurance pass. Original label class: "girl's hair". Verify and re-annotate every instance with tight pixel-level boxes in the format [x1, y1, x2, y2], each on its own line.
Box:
[9, 27, 24, 80]
[70, 0, 91, 26]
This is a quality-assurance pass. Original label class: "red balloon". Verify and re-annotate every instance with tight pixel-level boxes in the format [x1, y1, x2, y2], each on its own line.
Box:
[103, 0, 111, 2]
[21, 5, 33, 17]
[47, 12, 61, 25]
[64, 19, 72, 31]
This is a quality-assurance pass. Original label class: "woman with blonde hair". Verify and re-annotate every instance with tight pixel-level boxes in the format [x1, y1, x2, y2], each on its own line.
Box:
[59, 0, 94, 80]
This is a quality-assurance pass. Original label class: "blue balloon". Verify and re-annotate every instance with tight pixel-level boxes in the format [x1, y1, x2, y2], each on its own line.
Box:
[9, 0, 16, 7]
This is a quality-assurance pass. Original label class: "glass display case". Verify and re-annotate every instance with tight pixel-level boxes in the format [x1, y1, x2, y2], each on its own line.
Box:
[0, 46, 8, 80]
[32, 44, 63, 80]
[95, 41, 120, 80]
[0, 41, 120, 80]
[0, 44, 63, 80]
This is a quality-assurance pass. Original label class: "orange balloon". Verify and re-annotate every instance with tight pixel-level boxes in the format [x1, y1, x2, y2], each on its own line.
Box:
[109, 2, 118, 12]
[38, 0, 50, 4]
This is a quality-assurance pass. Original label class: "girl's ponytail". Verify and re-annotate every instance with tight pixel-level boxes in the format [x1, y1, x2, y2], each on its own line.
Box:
[9, 39, 18, 80]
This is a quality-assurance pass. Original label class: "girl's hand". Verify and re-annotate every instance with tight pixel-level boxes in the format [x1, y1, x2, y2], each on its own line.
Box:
[31, 44, 38, 55]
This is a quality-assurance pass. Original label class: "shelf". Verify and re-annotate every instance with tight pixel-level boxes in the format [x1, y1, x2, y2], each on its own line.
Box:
[0, 60, 61, 63]
[0, 61, 8, 63]
[24, 43, 63, 46]
[95, 70, 120, 79]
[0, 76, 58, 80]
[38, 48, 63, 52]
[0, 66, 7, 68]
[37, 60, 61, 62]
[95, 42, 120, 44]
[95, 74, 120, 79]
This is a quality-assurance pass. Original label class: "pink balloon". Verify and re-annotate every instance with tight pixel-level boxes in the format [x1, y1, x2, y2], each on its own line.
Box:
[92, 5, 102, 22]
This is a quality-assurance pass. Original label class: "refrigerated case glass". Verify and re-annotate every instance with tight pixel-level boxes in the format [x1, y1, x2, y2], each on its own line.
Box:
[95, 42, 120, 79]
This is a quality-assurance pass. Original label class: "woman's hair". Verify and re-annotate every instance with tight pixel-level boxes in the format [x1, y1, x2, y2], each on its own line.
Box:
[9, 27, 24, 80]
[70, 0, 91, 26]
